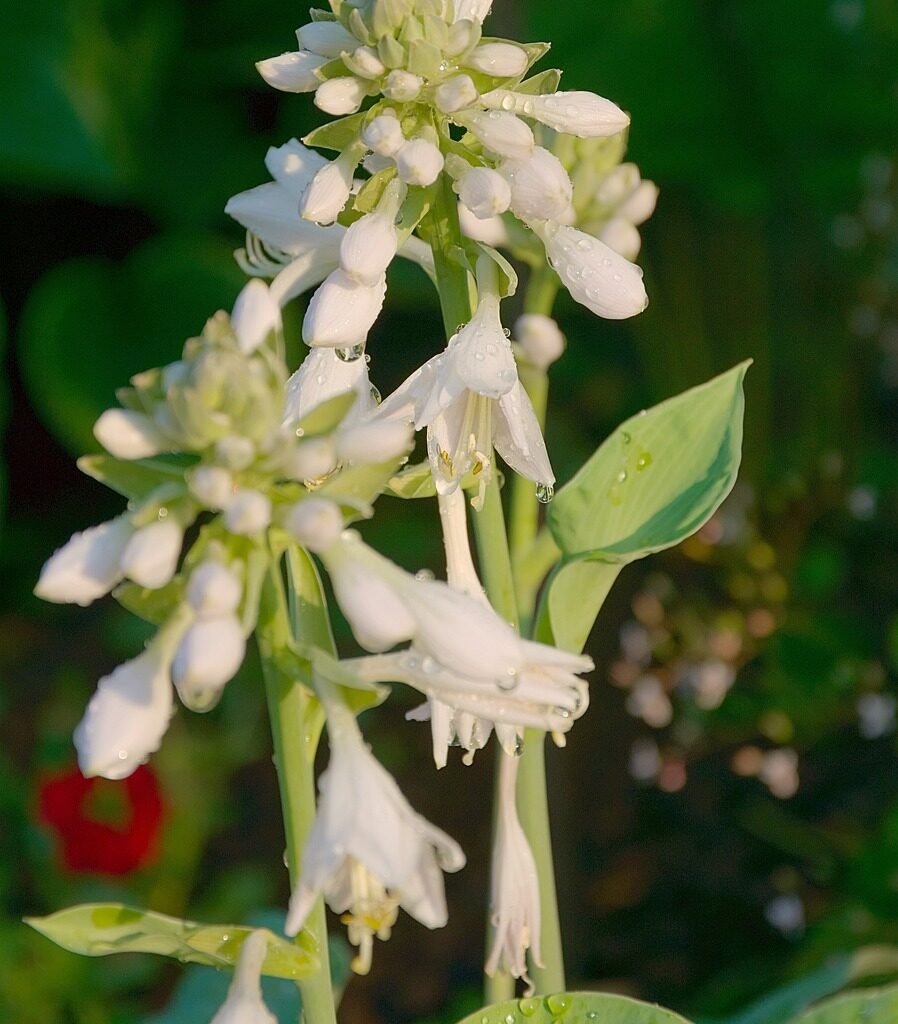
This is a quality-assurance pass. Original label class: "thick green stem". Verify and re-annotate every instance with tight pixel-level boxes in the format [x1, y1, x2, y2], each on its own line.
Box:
[259, 548, 337, 1024]
[428, 172, 476, 338]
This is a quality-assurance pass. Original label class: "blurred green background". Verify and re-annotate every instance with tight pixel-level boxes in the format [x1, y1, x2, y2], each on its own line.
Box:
[2, 0, 898, 1021]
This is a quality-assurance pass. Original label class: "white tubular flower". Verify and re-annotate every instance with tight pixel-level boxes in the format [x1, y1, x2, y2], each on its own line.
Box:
[455, 166, 511, 220]
[285, 698, 465, 976]
[119, 519, 183, 590]
[458, 203, 509, 247]
[395, 139, 444, 187]
[172, 615, 246, 712]
[300, 146, 362, 225]
[231, 280, 281, 354]
[513, 313, 566, 371]
[499, 146, 573, 222]
[315, 76, 367, 116]
[283, 347, 374, 426]
[93, 409, 167, 460]
[453, 0, 493, 24]
[302, 269, 387, 347]
[210, 931, 277, 1024]
[485, 752, 542, 991]
[533, 220, 648, 320]
[434, 74, 479, 114]
[383, 69, 423, 102]
[456, 110, 534, 160]
[35, 516, 133, 606]
[464, 42, 528, 78]
[74, 618, 187, 780]
[224, 490, 272, 535]
[186, 561, 243, 618]
[256, 50, 328, 93]
[296, 21, 358, 58]
[361, 113, 405, 157]
[339, 181, 403, 286]
[188, 466, 235, 509]
[482, 88, 630, 138]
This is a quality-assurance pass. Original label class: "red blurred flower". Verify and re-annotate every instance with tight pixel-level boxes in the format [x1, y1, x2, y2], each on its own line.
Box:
[38, 764, 164, 875]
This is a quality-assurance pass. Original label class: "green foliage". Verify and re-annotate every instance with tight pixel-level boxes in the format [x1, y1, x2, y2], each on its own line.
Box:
[540, 362, 748, 651]
[790, 984, 898, 1024]
[456, 992, 692, 1024]
[25, 904, 319, 980]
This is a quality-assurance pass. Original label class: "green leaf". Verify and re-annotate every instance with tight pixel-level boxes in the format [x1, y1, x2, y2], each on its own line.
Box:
[303, 111, 367, 152]
[540, 362, 749, 652]
[515, 68, 563, 95]
[788, 985, 898, 1024]
[78, 455, 189, 501]
[114, 579, 185, 626]
[297, 392, 358, 437]
[318, 456, 408, 512]
[456, 992, 692, 1024]
[25, 904, 319, 980]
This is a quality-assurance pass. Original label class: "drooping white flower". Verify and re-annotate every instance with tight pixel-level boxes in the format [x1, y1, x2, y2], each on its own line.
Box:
[464, 42, 528, 78]
[119, 519, 183, 590]
[300, 146, 363, 225]
[231, 280, 281, 354]
[302, 269, 388, 348]
[172, 614, 246, 712]
[499, 147, 573, 222]
[285, 698, 465, 975]
[210, 931, 277, 1024]
[93, 409, 168, 460]
[35, 516, 134, 606]
[455, 110, 534, 161]
[335, 418, 413, 465]
[255, 50, 328, 93]
[482, 88, 630, 138]
[485, 752, 542, 990]
[455, 166, 511, 220]
[395, 139, 444, 187]
[339, 180, 404, 286]
[513, 313, 565, 371]
[315, 75, 368, 116]
[532, 220, 648, 319]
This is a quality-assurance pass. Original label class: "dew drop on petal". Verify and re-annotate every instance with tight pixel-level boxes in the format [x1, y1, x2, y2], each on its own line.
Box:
[336, 343, 366, 363]
[415, 568, 435, 581]
[536, 482, 554, 503]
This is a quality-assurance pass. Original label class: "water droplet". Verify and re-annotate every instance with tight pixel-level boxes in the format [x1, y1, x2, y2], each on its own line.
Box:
[553, 706, 572, 719]
[536, 482, 554, 503]
[587, 1014, 600, 1021]
[505, 1016, 516, 1024]
[577, 238, 594, 251]
[117, 749, 128, 760]
[370, 384, 383, 404]
[503, 327, 512, 338]
[602, 257, 612, 267]
[612, 273, 622, 282]
[157, 507, 169, 520]
[636, 451, 653, 471]
[488, 110, 500, 120]
[455, 323, 468, 333]
[497, 670, 518, 692]
[336, 343, 366, 362]
[522, 100, 534, 114]
[545, 994, 573, 1016]
[518, 999, 539, 1017]
[415, 568, 435, 581]
[439, 60, 450, 72]
[283, 848, 290, 867]
[616, 470, 628, 483]
[295, 426, 305, 437]
[621, 431, 632, 445]
[501, 95, 515, 111]
[421, 656, 437, 674]
[316, 374, 326, 385]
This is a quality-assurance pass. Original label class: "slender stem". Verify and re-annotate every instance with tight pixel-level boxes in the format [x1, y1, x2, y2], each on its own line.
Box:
[259, 548, 337, 1024]
[428, 171, 476, 338]
[524, 265, 561, 317]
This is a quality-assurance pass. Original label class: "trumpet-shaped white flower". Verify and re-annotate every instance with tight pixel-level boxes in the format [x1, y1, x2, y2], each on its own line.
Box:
[377, 290, 553, 506]
[35, 516, 134, 606]
[499, 147, 573, 222]
[210, 931, 277, 1024]
[285, 698, 465, 975]
[482, 88, 630, 138]
[119, 520, 183, 590]
[485, 752, 542, 990]
[533, 220, 648, 320]
[94, 409, 167, 460]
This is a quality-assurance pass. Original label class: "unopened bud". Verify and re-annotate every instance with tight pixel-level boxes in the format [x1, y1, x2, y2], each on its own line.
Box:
[482, 88, 630, 139]
[288, 436, 339, 481]
[224, 490, 272, 535]
[598, 217, 642, 261]
[188, 466, 235, 510]
[456, 166, 511, 219]
[303, 269, 387, 347]
[300, 152, 358, 225]
[285, 498, 345, 552]
[346, 45, 386, 79]
[362, 113, 405, 156]
[513, 314, 565, 371]
[173, 615, 246, 710]
[336, 419, 413, 464]
[383, 69, 422, 102]
[187, 562, 243, 618]
[499, 146, 573, 221]
[231, 279, 280, 354]
[315, 76, 367, 116]
[120, 520, 183, 589]
[256, 51, 327, 93]
[464, 42, 527, 78]
[457, 110, 534, 160]
[340, 211, 399, 286]
[395, 139, 444, 186]
[94, 409, 166, 460]
[434, 75, 478, 114]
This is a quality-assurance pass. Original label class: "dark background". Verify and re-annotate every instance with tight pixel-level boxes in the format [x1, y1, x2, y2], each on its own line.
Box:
[2, 1, 898, 1021]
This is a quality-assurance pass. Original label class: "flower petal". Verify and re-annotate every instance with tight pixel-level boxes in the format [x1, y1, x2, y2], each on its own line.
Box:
[35, 516, 133, 607]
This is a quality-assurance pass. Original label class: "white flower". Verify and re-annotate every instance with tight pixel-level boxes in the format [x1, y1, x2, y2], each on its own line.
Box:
[335, 418, 413, 465]
[361, 113, 405, 157]
[296, 21, 359, 58]
[598, 217, 643, 261]
[499, 147, 573, 222]
[315, 76, 367, 116]
[93, 409, 167, 460]
[456, 110, 534, 160]
[224, 490, 272, 535]
[210, 931, 277, 1024]
[300, 146, 362, 225]
[35, 516, 134, 606]
[453, 0, 493, 24]
[188, 466, 235, 509]
[172, 614, 246, 711]
[119, 519, 183, 590]
[455, 167, 511, 220]
[482, 88, 630, 138]
[285, 436, 338, 481]
[186, 561, 243, 617]
[346, 45, 386, 79]
[285, 699, 465, 975]
[339, 182, 403, 286]
[255, 50, 328, 93]
[378, 291, 553, 506]
[395, 139, 444, 187]
[231, 280, 281, 354]
[283, 347, 374, 426]
[434, 75, 479, 114]
[458, 203, 509, 247]
[285, 498, 346, 551]
[485, 752, 542, 989]
[513, 313, 565, 370]
[533, 220, 648, 319]
[74, 619, 187, 779]
[383, 69, 423, 102]
[464, 42, 528, 78]
[302, 269, 387, 348]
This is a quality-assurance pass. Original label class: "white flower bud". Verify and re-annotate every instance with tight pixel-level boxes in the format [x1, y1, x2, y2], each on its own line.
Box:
[35, 516, 133, 606]
[335, 419, 413, 464]
[596, 163, 641, 207]
[284, 498, 345, 552]
[347, 45, 385, 79]
[339, 211, 399, 286]
[224, 490, 272, 535]
[209, 931, 277, 1024]
[186, 562, 243, 618]
[173, 615, 246, 710]
[383, 69, 423, 101]
[256, 50, 328, 93]
[297, 21, 359, 58]
[231, 279, 281, 353]
[93, 409, 167, 460]
[119, 519, 183, 589]
[464, 42, 528, 78]
[452, 0, 492, 24]
[598, 216, 642, 261]
[395, 139, 444, 187]
[188, 466, 235, 509]
[481, 88, 630, 139]
[457, 110, 534, 160]
[287, 436, 339, 481]
[536, 221, 648, 320]
[300, 155, 356, 225]
[434, 74, 478, 114]
[513, 314, 565, 371]
[618, 180, 659, 225]
[215, 436, 256, 471]
[303, 269, 387, 347]
[315, 76, 367, 116]
[457, 203, 508, 246]
[445, 18, 479, 57]
[361, 113, 405, 156]
[456, 166, 511, 219]
[499, 146, 573, 221]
